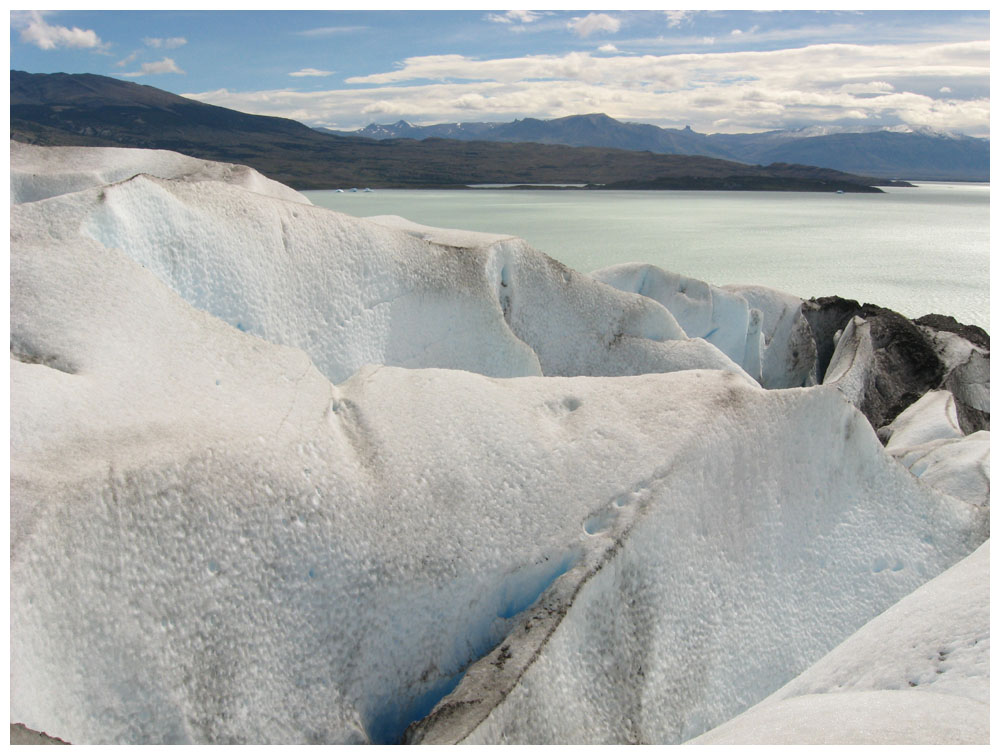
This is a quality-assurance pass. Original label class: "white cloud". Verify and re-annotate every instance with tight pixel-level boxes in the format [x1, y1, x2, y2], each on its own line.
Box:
[568, 13, 621, 38]
[731, 29, 743, 37]
[183, 40, 990, 137]
[144, 36, 187, 49]
[487, 10, 542, 25]
[121, 57, 185, 77]
[940, 86, 952, 93]
[290, 68, 335, 78]
[598, 44, 619, 54]
[12, 10, 104, 51]
[664, 11, 695, 28]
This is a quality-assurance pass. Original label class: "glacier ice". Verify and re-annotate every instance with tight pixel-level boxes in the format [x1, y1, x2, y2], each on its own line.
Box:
[884, 389, 965, 449]
[10, 141, 310, 205]
[722, 283, 818, 389]
[413, 379, 984, 744]
[879, 390, 990, 508]
[689, 541, 989, 744]
[591, 263, 763, 382]
[9, 144, 990, 745]
[592, 265, 823, 390]
[14, 161, 741, 386]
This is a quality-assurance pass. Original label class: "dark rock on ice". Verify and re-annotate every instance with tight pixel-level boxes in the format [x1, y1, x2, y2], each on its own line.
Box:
[804, 296, 989, 434]
[914, 314, 990, 351]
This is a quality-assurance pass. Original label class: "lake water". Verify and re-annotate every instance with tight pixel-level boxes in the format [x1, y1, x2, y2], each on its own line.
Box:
[304, 184, 990, 331]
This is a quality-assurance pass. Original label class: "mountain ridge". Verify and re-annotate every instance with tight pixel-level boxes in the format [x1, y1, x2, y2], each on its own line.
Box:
[10, 70, 909, 192]
[321, 113, 989, 182]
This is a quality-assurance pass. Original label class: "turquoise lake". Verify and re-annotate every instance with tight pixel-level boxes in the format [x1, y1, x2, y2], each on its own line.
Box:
[305, 183, 990, 331]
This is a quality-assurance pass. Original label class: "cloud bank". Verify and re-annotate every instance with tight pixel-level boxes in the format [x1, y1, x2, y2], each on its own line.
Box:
[184, 40, 989, 136]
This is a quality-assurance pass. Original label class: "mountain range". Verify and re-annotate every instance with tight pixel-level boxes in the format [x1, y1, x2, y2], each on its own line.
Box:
[321, 113, 989, 182]
[11, 70, 914, 192]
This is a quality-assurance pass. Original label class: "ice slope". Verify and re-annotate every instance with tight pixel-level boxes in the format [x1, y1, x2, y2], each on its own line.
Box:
[884, 389, 965, 449]
[723, 284, 818, 388]
[591, 263, 763, 383]
[879, 390, 990, 508]
[364, 214, 516, 248]
[10, 145, 990, 745]
[11, 218, 987, 745]
[822, 315, 876, 407]
[13, 164, 741, 386]
[12, 317, 986, 745]
[10, 141, 309, 205]
[415, 377, 984, 744]
[592, 263, 816, 389]
[688, 541, 989, 744]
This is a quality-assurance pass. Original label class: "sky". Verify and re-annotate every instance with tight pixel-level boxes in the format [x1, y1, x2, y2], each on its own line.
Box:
[9, 8, 991, 136]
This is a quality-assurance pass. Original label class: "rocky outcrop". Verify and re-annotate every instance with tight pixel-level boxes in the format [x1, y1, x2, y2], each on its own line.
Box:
[803, 296, 988, 436]
[914, 314, 990, 351]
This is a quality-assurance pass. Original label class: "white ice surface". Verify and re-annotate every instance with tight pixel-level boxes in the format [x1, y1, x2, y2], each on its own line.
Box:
[591, 263, 763, 383]
[889, 432, 990, 509]
[723, 283, 818, 388]
[822, 316, 872, 403]
[449, 383, 984, 743]
[10, 141, 309, 205]
[687, 691, 987, 745]
[595, 264, 819, 390]
[9, 145, 991, 746]
[884, 389, 964, 450]
[13, 163, 741, 386]
[364, 214, 517, 248]
[876, 390, 990, 508]
[689, 541, 989, 744]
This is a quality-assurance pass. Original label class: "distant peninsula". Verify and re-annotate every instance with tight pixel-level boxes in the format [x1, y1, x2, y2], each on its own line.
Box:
[11, 71, 910, 193]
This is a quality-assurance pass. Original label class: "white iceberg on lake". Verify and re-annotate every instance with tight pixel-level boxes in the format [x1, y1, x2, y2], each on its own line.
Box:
[9, 144, 990, 745]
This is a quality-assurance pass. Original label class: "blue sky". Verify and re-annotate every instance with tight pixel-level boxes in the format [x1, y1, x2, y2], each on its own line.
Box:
[10, 9, 991, 136]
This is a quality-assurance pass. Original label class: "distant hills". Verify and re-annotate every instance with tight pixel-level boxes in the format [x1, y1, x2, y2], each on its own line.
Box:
[11, 70, 912, 192]
[322, 113, 989, 182]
